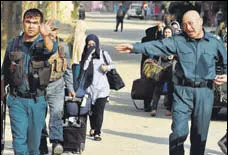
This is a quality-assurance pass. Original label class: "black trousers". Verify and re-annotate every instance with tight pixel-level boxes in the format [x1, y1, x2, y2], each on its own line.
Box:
[115, 17, 123, 31]
[89, 97, 108, 135]
[141, 54, 153, 111]
[151, 82, 164, 110]
[152, 80, 173, 111]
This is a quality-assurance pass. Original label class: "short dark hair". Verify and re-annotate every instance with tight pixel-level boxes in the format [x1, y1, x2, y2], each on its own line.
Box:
[23, 8, 43, 23]
[163, 26, 174, 36]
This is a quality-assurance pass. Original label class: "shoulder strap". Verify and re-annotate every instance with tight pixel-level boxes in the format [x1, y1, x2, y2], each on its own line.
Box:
[10, 36, 20, 52]
[102, 50, 109, 65]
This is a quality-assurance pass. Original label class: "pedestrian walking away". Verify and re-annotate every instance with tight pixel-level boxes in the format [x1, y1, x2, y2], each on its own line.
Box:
[115, 10, 227, 155]
[1, 8, 58, 155]
[80, 34, 115, 141]
[78, 4, 86, 20]
[39, 19, 75, 155]
[114, 3, 124, 32]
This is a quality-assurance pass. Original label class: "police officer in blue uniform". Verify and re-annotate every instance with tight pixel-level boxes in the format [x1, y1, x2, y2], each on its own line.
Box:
[115, 10, 227, 155]
[1, 8, 57, 155]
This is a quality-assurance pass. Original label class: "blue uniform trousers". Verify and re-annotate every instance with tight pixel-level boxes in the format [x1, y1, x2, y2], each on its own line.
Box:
[169, 85, 214, 155]
[7, 95, 47, 155]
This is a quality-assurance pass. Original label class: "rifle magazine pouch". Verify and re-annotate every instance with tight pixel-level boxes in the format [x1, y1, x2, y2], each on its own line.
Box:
[31, 61, 51, 88]
[8, 51, 25, 87]
[39, 66, 51, 87]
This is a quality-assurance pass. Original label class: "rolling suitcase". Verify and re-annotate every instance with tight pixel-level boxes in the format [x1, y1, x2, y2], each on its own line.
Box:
[63, 50, 92, 153]
[63, 116, 87, 153]
[63, 95, 91, 154]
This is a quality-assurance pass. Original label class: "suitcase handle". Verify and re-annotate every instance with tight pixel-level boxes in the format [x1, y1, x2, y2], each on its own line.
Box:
[65, 96, 82, 102]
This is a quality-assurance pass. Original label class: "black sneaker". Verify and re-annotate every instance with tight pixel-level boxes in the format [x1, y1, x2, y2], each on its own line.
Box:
[52, 143, 64, 155]
[94, 134, 102, 141]
[218, 133, 227, 154]
[151, 110, 157, 117]
[39, 137, 49, 155]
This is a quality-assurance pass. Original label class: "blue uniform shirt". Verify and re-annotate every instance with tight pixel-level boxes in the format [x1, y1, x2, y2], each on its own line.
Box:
[2, 33, 58, 93]
[132, 30, 227, 82]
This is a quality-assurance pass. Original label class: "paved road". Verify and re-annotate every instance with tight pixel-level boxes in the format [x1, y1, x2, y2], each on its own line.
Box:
[3, 12, 226, 155]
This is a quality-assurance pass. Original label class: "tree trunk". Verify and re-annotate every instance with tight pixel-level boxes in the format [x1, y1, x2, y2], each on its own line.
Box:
[1, 1, 23, 54]
[1, 1, 11, 50]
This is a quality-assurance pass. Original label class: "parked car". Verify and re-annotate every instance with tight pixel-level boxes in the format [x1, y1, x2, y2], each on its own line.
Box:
[126, 3, 144, 20]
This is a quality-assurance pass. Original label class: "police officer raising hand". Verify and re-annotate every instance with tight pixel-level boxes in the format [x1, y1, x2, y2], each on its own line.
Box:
[40, 19, 54, 52]
[1, 8, 58, 155]
[40, 19, 52, 37]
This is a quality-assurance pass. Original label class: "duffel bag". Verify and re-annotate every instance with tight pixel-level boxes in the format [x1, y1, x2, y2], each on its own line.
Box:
[131, 78, 155, 100]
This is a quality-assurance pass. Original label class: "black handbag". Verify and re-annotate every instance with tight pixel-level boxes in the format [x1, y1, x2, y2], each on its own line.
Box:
[131, 78, 155, 110]
[102, 51, 125, 90]
[131, 78, 155, 100]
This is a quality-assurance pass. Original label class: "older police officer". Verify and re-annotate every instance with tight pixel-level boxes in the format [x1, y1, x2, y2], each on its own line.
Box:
[115, 10, 227, 155]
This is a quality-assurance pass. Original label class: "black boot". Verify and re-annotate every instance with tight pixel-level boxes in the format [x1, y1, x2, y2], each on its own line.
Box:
[39, 137, 49, 155]
[218, 132, 227, 154]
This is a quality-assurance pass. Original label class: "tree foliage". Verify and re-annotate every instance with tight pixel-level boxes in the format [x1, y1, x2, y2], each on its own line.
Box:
[71, 1, 80, 20]
[22, 1, 39, 16]
[40, 1, 57, 19]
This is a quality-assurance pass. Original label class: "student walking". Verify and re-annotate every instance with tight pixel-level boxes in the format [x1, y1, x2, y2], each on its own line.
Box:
[79, 34, 115, 141]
